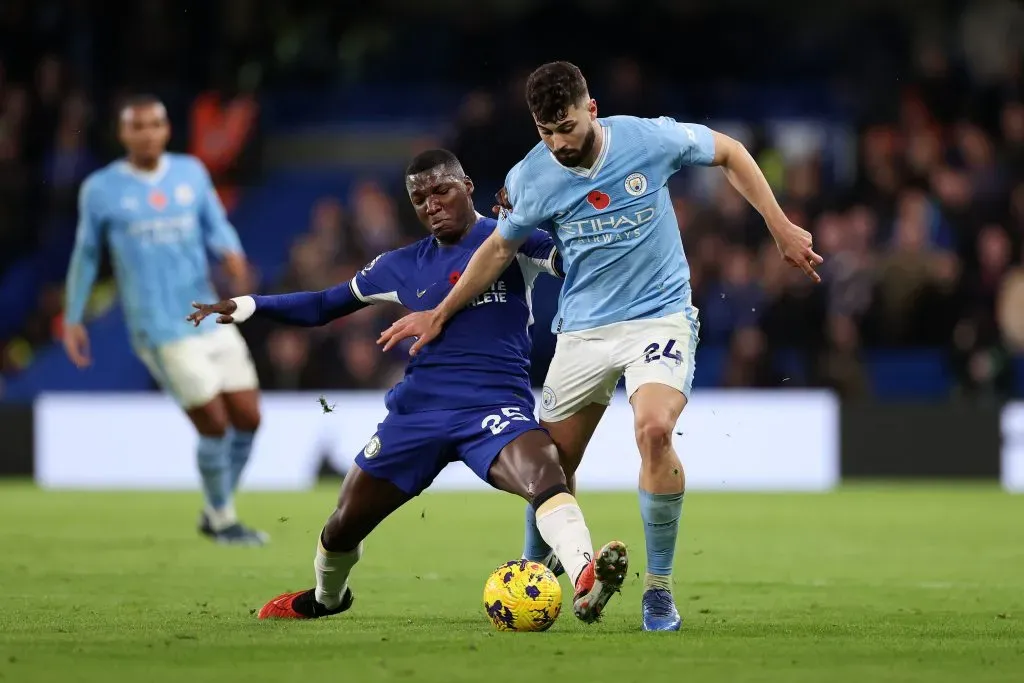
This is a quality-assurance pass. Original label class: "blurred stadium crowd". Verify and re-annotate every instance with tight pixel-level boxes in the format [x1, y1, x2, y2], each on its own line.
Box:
[1, 0, 1023, 399]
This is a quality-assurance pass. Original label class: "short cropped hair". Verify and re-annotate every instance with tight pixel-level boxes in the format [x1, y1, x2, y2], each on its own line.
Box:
[526, 61, 589, 124]
[119, 94, 166, 120]
[405, 149, 465, 177]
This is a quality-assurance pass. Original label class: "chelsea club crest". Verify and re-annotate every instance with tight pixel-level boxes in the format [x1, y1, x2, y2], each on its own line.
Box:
[363, 435, 382, 459]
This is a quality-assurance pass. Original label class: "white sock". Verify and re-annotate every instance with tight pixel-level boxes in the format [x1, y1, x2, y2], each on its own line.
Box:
[534, 493, 594, 586]
[314, 537, 362, 609]
[205, 503, 237, 532]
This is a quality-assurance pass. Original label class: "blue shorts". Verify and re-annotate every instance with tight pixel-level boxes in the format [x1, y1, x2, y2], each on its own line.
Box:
[354, 401, 544, 496]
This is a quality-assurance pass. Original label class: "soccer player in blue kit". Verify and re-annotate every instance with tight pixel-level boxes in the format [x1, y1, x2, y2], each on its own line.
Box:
[380, 63, 824, 631]
[64, 96, 267, 546]
[188, 150, 628, 623]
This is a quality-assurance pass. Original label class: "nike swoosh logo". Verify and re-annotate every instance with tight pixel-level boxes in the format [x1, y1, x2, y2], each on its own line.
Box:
[417, 289, 427, 297]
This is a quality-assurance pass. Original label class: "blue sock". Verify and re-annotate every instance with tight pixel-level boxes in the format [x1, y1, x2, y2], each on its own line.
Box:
[227, 429, 257, 492]
[638, 489, 684, 591]
[522, 504, 552, 561]
[197, 435, 232, 512]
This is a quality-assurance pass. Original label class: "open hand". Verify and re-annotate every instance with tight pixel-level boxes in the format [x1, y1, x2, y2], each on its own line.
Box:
[62, 323, 92, 369]
[773, 221, 823, 283]
[377, 310, 443, 356]
[187, 299, 238, 326]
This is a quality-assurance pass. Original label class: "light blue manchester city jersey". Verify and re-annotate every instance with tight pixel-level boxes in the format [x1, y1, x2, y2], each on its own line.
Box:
[496, 115, 715, 333]
[65, 153, 244, 348]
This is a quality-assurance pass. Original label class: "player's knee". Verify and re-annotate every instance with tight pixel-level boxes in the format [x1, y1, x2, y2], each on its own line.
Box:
[634, 415, 673, 459]
[188, 397, 231, 437]
[231, 408, 261, 433]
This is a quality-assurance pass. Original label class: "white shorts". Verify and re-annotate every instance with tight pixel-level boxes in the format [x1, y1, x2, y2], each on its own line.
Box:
[539, 311, 699, 423]
[135, 324, 259, 409]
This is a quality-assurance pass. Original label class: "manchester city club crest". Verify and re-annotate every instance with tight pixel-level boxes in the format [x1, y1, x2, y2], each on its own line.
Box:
[174, 183, 195, 206]
[624, 172, 648, 197]
[542, 386, 557, 411]
[363, 434, 382, 459]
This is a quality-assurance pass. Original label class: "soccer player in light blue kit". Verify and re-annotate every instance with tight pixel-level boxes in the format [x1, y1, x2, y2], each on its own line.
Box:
[63, 96, 268, 546]
[380, 62, 823, 631]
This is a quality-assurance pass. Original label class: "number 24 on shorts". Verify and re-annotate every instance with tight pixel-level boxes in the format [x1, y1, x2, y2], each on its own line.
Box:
[482, 407, 531, 435]
[644, 338, 684, 365]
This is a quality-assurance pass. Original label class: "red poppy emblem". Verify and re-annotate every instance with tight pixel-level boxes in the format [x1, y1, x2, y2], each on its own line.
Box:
[586, 190, 610, 210]
[449, 271, 461, 285]
[148, 190, 168, 211]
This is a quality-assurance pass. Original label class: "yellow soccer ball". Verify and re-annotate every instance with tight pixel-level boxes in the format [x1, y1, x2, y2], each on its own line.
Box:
[482, 559, 562, 632]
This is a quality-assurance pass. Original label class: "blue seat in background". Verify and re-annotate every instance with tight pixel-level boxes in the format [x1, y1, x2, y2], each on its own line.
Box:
[864, 349, 951, 400]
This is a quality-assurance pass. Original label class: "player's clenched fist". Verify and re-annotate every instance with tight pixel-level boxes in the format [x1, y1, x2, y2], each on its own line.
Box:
[187, 299, 238, 326]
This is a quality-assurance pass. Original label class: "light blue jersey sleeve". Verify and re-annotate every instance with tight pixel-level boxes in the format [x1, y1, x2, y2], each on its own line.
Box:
[194, 160, 243, 257]
[495, 160, 549, 244]
[641, 116, 717, 176]
[65, 175, 106, 325]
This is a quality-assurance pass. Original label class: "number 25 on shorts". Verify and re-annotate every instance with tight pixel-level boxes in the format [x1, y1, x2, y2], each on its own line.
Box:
[482, 407, 531, 435]
[643, 339, 683, 365]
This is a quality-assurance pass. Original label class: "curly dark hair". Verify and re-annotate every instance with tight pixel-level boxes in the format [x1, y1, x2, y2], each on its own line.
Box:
[526, 61, 589, 124]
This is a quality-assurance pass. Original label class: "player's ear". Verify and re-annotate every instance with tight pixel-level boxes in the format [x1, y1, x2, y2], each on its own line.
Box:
[464, 176, 475, 196]
[587, 99, 598, 119]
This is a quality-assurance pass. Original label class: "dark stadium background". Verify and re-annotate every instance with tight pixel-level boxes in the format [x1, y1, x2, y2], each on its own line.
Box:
[1, 4, 1023, 681]
[0, 0, 1021, 478]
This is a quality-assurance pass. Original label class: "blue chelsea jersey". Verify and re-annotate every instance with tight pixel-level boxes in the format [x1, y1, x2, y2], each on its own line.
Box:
[495, 115, 716, 334]
[352, 216, 561, 414]
[65, 153, 243, 349]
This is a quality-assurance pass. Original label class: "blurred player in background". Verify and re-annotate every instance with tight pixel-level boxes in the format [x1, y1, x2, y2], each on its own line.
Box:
[63, 96, 267, 546]
[380, 62, 823, 631]
[189, 149, 628, 622]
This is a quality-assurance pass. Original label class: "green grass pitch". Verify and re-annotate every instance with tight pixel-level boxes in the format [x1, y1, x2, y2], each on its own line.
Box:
[1, 481, 1022, 682]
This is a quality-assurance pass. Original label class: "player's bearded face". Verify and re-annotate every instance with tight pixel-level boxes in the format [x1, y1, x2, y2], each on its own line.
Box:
[538, 103, 598, 168]
[551, 124, 596, 168]
[407, 168, 475, 244]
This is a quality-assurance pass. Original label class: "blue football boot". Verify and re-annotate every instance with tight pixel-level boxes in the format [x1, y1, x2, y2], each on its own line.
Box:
[642, 588, 682, 631]
[198, 512, 269, 546]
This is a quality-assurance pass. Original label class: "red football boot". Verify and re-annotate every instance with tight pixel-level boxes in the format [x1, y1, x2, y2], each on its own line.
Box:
[257, 588, 353, 619]
[572, 540, 628, 623]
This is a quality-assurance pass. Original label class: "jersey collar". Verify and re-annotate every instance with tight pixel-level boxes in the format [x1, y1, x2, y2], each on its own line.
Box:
[118, 154, 170, 184]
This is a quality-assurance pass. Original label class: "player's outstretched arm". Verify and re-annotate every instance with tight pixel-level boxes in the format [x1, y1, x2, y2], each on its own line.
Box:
[378, 230, 523, 355]
[187, 282, 369, 328]
[709, 131, 823, 282]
